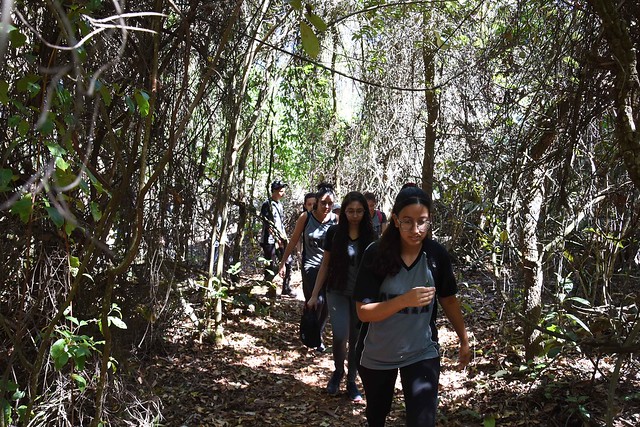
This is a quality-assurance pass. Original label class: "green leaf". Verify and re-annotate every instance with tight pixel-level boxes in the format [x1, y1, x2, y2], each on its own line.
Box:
[125, 95, 135, 113]
[2, 380, 18, 392]
[99, 83, 112, 106]
[483, 415, 496, 427]
[73, 354, 87, 371]
[17, 119, 30, 137]
[87, 170, 106, 194]
[11, 389, 25, 400]
[134, 90, 150, 117]
[56, 157, 70, 171]
[37, 118, 55, 135]
[9, 29, 27, 48]
[45, 206, 64, 228]
[11, 196, 32, 223]
[50, 338, 67, 358]
[1, 398, 11, 424]
[547, 346, 562, 358]
[289, 0, 302, 10]
[565, 313, 591, 334]
[71, 374, 87, 392]
[565, 296, 591, 307]
[46, 142, 67, 157]
[0, 80, 9, 105]
[0, 168, 13, 192]
[90, 201, 102, 221]
[300, 22, 320, 58]
[305, 12, 327, 32]
[16, 75, 39, 93]
[108, 316, 127, 329]
[54, 352, 69, 370]
[64, 220, 77, 237]
[69, 255, 80, 268]
[54, 167, 76, 187]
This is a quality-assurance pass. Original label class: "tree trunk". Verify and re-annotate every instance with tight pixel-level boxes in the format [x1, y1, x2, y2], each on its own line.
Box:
[421, 14, 438, 200]
[202, 0, 268, 342]
[521, 165, 545, 360]
[587, 0, 640, 190]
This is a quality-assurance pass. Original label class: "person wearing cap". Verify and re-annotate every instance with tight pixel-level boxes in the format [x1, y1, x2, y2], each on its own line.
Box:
[353, 185, 471, 427]
[260, 180, 293, 296]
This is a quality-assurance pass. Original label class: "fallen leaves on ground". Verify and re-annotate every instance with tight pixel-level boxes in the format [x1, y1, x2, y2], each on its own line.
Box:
[135, 272, 639, 427]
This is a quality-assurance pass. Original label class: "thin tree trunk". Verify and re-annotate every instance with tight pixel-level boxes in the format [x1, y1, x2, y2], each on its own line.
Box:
[421, 13, 437, 199]
[587, 0, 640, 191]
[521, 164, 545, 360]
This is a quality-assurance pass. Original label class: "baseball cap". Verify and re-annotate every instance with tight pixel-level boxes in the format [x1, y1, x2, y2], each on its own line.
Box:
[270, 180, 288, 192]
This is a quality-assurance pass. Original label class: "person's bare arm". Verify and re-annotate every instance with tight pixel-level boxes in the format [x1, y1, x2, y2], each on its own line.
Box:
[356, 287, 436, 322]
[439, 295, 471, 368]
[307, 251, 330, 308]
[278, 212, 307, 276]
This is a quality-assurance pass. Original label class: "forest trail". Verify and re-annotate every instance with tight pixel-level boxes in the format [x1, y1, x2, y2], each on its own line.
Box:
[137, 271, 639, 427]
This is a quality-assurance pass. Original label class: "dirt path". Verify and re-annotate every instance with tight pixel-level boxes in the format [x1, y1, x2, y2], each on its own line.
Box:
[138, 273, 639, 426]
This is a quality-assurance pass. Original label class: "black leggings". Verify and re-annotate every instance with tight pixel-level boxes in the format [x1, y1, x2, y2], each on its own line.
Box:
[358, 357, 440, 427]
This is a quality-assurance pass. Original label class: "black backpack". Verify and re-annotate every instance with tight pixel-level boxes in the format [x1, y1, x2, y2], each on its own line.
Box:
[299, 304, 322, 348]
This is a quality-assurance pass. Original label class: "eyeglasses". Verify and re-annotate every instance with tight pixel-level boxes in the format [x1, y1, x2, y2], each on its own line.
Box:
[345, 209, 365, 216]
[398, 219, 431, 232]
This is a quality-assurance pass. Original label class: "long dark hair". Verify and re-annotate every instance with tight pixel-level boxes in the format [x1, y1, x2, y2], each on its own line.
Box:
[372, 186, 432, 277]
[327, 192, 375, 291]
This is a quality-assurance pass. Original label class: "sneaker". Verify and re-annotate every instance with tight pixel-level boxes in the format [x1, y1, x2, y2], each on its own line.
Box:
[347, 381, 363, 402]
[326, 370, 344, 396]
[315, 343, 326, 353]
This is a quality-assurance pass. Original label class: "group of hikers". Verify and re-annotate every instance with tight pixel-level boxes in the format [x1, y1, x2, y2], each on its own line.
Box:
[259, 180, 471, 427]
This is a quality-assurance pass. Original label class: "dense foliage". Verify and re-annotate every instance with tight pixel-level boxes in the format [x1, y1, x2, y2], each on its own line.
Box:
[0, 0, 638, 425]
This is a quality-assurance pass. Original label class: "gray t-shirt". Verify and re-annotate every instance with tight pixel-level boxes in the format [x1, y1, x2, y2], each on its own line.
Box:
[371, 209, 387, 238]
[354, 239, 457, 369]
[302, 211, 336, 273]
[359, 254, 436, 369]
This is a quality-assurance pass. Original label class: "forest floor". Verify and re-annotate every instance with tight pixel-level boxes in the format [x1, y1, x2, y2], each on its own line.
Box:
[134, 270, 640, 427]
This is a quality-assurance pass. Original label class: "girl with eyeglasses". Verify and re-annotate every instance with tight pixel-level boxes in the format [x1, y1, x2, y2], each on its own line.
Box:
[278, 183, 338, 351]
[307, 192, 376, 401]
[353, 185, 470, 427]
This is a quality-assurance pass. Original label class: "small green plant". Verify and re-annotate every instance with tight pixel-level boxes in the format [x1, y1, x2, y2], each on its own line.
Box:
[49, 304, 128, 390]
[1, 380, 27, 426]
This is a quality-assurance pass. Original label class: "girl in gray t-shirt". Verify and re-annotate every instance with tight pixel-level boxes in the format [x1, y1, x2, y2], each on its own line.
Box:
[278, 183, 337, 351]
[353, 185, 471, 427]
[307, 192, 376, 401]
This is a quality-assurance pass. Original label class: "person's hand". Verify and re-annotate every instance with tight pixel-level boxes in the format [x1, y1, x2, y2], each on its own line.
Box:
[458, 340, 471, 369]
[402, 286, 435, 308]
[307, 295, 318, 309]
[277, 263, 286, 278]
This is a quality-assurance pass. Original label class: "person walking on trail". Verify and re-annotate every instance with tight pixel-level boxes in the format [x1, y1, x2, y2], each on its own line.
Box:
[307, 191, 375, 402]
[278, 183, 338, 352]
[364, 192, 388, 238]
[303, 192, 316, 212]
[260, 180, 293, 297]
[353, 185, 471, 427]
